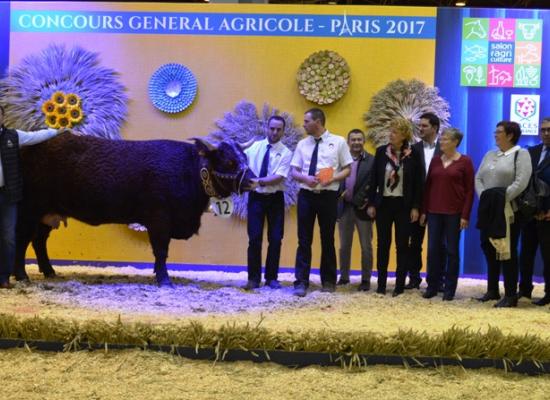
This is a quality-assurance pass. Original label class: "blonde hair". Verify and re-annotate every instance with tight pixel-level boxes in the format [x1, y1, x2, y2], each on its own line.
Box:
[390, 118, 413, 143]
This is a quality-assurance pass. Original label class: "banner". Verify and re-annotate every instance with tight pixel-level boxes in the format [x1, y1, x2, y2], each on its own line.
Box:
[11, 10, 436, 39]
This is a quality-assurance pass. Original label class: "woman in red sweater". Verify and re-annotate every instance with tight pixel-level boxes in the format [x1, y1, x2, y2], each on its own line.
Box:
[421, 128, 475, 301]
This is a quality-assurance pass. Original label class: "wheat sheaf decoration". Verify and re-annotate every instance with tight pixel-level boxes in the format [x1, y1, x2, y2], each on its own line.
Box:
[364, 79, 451, 147]
[209, 100, 303, 220]
[297, 50, 350, 105]
[0, 44, 127, 139]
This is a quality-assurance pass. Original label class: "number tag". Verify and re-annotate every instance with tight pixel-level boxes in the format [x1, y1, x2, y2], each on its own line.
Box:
[210, 197, 234, 218]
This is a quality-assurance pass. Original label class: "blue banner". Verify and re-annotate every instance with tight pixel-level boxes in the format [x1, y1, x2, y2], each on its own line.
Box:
[11, 10, 436, 39]
[0, 1, 10, 78]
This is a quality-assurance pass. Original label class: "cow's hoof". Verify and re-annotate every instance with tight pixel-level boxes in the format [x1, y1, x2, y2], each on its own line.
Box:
[157, 278, 174, 288]
[14, 274, 31, 283]
[42, 270, 57, 278]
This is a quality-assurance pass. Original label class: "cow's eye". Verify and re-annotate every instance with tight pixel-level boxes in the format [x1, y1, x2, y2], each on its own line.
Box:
[226, 160, 235, 169]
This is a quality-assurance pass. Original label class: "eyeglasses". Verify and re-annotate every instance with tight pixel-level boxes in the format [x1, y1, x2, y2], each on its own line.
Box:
[541, 128, 550, 134]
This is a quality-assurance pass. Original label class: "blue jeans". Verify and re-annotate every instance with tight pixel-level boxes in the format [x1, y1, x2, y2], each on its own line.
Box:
[0, 189, 17, 284]
[426, 213, 461, 297]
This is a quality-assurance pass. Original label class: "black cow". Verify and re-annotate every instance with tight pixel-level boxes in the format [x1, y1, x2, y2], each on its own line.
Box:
[14, 132, 255, 286]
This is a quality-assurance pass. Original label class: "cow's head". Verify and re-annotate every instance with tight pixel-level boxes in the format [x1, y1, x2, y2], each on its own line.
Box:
[193, 138, 256, 198]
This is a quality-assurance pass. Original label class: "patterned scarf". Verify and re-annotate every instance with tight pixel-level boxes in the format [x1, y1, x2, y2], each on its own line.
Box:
[385, 143, 411, 191]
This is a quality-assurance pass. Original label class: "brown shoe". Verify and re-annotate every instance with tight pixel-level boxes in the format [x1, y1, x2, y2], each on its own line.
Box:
[0, 281, 13, 289]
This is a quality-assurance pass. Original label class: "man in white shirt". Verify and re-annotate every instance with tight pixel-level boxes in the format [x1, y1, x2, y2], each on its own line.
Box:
[243, 115, 292, 290]
[290, 108, 353, 297]
[0, 105, 61, 289]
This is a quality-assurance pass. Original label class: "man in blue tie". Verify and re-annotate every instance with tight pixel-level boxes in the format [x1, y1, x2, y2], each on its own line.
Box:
[290, 108, 353, 297]
[243, 115, 292, 290]
[519, 116, 550, 305]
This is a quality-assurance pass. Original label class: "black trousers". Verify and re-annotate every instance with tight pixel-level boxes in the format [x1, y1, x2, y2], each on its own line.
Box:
[375, 196, 411, 292]
[409, 221, 446, 285]
[519, 219, 550, 294]
[480, 218, 520, 297]
[294, 189, 338, 288]
[247, 191, 285, 283]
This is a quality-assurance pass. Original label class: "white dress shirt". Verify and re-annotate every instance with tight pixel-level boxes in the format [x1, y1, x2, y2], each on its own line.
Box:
[423, 140, 437, 174]
[245, 138, 292, 194]
[291, 130, 353, 192]
[0, 128, 58, 187]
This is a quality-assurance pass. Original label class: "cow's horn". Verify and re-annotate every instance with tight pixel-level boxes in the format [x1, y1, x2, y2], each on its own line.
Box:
[239, 137, 256, 150]
[190, 137, 218, 151]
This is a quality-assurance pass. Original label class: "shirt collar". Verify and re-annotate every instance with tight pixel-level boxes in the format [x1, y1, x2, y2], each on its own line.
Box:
[423, 140, 436, 149]
[497, 145, 520, 157]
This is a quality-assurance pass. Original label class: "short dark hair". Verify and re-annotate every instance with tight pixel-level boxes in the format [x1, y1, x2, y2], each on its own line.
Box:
[347, 128, 365, 141]
[305, 108, 325, 126]
[419, 112, 440, 133]
[441, 127, 464, 147]
[542, 116, 550, 124]
[497, 120, 522, 145]
[268, 115, 286, 130]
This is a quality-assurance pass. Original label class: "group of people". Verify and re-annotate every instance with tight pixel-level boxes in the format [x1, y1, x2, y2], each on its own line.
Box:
[243, 107, 550, 309]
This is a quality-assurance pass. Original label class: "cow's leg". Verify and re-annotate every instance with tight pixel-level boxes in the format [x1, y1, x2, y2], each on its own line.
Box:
[14, 216, 36, 282]
[147, 227, 172, 287]
[32, 223, 56, 278]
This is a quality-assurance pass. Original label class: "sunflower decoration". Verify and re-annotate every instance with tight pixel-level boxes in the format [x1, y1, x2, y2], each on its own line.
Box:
[42, 91, 84, 129]
[296, 50, 350, 105]
[0, 44, 127, 138]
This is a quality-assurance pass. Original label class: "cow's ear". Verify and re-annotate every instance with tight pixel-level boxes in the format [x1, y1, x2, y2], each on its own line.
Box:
[190, 137, 218, 156]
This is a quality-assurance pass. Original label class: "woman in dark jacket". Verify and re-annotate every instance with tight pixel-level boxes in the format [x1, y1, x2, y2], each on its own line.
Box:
[367, 118, 423, 296]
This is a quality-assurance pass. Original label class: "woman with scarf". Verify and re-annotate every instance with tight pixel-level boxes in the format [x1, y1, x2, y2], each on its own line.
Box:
[367, 118, 423, 296]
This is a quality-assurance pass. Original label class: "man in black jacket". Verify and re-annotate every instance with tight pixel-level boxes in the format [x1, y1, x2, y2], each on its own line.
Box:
[337, 129, 375, 291]
[407, 112, 443, 290]
[0, 105, 60, 289]
[519, 116, 550, 305]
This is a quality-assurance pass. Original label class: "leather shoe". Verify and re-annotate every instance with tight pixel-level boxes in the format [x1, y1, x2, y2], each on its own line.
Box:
[243, 280, 260, 290]
[0, 281, 13, 289]
[442, 293, 454, 301]
[376, 287, 386, 295]
[532, 295, 550, 306]
[321, 283, 336, 293]
[357, 281, 371, 292]
[392, 289, 403, 297]
[422, 290, 438, 299]
[293, 285, 307, 297]
[518, 289, 532, 299]
[337, 278, 350, 286]
[404, 279, 421, 290]
[265, 280, 282, 289]
[494, 295, 518, 308]
[477, 291, 501, 302]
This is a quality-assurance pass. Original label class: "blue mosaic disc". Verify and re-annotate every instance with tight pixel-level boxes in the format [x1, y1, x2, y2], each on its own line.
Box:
[148, 63, 197, 113]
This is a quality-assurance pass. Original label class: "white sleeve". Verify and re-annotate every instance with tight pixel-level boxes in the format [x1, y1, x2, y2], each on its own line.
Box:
[17, 128, 59, 147]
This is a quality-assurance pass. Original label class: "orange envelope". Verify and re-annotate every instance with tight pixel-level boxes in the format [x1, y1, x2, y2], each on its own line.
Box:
[317, 167, 334, 185]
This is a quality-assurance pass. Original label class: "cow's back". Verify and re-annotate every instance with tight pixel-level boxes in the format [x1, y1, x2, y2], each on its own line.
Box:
[20, 133, 209, 238]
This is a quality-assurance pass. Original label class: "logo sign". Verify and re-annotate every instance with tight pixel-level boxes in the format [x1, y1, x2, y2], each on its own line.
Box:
[461, 18, 542, 88]
[510, 94, 540, 136]
[210, 197, 234, 218]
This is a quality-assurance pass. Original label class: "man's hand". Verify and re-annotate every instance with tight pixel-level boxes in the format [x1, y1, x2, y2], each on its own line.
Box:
[303, 175, 319, 188]
[249, 179, 260, 190]
[460, 218, 469, 229]
[410, 208, 419, 223]
[419, 214, 426, 226]
[367, 206, 376, 219]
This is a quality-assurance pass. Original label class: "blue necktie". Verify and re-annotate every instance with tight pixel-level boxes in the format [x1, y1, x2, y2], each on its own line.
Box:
[259, 144, 271, 178]
[308, 138, 321, 176]
[543, 147, 550, 162]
